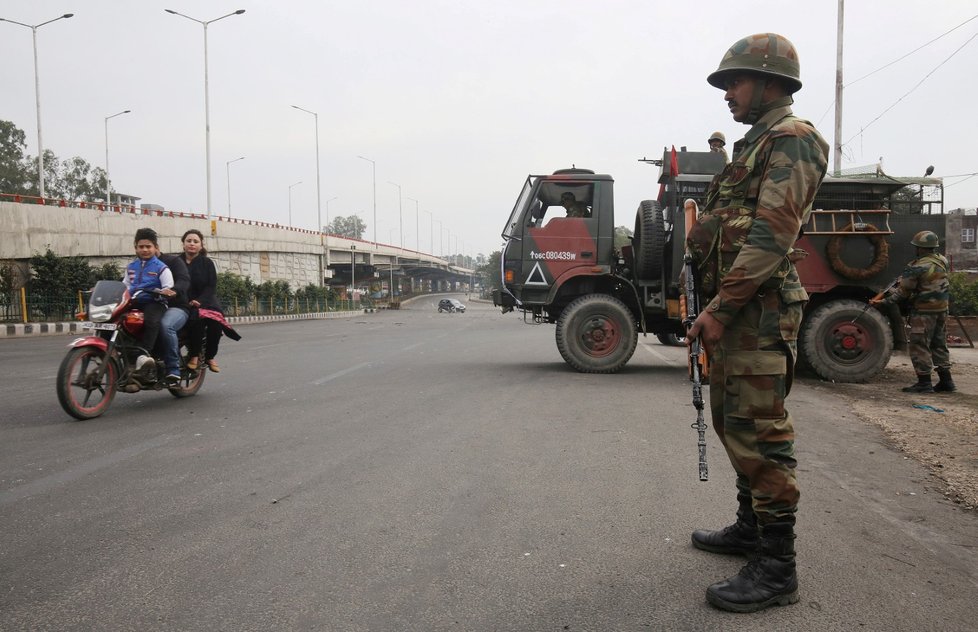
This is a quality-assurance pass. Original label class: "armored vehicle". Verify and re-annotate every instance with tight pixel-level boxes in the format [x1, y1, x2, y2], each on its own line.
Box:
[492, 150, 945, 382]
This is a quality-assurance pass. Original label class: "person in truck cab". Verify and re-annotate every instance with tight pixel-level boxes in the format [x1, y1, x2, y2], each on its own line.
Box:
[684, 33, 829, 613]
[560, 192, 590, 218]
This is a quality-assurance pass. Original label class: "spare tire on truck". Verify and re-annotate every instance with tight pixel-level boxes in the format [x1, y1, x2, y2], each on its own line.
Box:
[633, 200, 665, 281]
[799, 299, 893, 383]
[555, 294, 638, 373]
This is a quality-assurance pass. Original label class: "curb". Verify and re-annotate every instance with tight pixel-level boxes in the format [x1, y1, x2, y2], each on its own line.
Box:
[0, 309, 368, 339]
[1, 321, 91, 338]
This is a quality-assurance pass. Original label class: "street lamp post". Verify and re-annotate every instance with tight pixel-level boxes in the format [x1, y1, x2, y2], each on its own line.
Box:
[424, 210, 433, 255]
[433, 219, 442, 257]
[164, 8, 246, 218]
[325, 196, 338, 232]
[290, 105, 322, 233]
[387, 181, 403, 248]
[288, 181, 302, 227]
[1, 13, 74, 199]
[104, 109, 131, 208]
[226, 156, 245, 218]
[406, 197, 420, 251]
[350, 244, 357, 301]
[357, 155, 377, 247]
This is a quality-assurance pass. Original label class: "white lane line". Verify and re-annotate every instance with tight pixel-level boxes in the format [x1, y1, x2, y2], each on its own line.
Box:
[312, 362, 371, 385]
[638, 341, 685, 366]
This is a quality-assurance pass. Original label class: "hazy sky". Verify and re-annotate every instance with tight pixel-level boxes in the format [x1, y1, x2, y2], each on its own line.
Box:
[2, 1, 976, 258]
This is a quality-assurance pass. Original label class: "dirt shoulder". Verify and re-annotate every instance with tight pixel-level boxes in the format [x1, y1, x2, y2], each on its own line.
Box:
[808, 346, 978, 510]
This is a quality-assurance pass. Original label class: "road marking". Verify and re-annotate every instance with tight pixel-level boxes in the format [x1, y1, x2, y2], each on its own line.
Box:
[639, 342, 684, 366]
[0, 434, 173, 507]
[312, 362, 371, 385]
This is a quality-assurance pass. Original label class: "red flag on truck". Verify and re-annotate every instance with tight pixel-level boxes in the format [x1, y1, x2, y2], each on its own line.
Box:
[657, 145, 680, 202]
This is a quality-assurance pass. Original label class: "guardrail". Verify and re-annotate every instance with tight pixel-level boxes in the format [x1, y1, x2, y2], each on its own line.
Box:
[0, 288, 363, 324]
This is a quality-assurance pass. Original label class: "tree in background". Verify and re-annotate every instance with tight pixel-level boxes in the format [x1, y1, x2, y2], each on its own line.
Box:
[0, 120, 33, 194]
[216, 270, 257, 310]
[23, 249, 120, 320]
[0, 120, 108, 202]
[477, 251, 501, 291]
[326, 215, 366, 239]
[614, 225, 633, 251]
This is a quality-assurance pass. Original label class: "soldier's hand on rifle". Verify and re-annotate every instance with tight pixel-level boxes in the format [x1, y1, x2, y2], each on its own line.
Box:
[685, 310, 724, 355]
[868, 296, 883, 306]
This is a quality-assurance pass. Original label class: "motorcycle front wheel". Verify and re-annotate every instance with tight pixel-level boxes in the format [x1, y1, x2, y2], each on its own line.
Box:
[57, 347, 118, 420]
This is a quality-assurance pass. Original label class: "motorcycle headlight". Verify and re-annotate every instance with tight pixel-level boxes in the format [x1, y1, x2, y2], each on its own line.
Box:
[88, 302, 118, 322]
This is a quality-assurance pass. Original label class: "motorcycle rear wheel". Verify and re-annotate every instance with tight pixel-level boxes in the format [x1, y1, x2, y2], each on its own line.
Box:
[168, 356, 206, 398]
[57, 347, 118, 420]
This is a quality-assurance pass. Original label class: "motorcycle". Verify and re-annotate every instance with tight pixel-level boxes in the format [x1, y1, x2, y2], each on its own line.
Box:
[56, 280, 206, 420]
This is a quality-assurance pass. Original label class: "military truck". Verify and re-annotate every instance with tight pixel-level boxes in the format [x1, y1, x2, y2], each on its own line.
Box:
[492, 150, 946, 382]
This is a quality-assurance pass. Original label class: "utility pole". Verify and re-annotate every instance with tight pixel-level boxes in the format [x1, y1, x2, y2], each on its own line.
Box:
[833, 0, 844, 175]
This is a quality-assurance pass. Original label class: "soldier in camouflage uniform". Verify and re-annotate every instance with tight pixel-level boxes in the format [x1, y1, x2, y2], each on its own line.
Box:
[560, 192, 590, 218]
[708, 131, 729, 162]
[871, 230, 955, 393]
[684, 33, 829, 613]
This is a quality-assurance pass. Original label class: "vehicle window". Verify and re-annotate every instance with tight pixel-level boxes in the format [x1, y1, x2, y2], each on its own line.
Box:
[528, 183, 595, 227]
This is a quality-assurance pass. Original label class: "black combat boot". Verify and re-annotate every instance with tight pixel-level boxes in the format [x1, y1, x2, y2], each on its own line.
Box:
[706, 522, 799, 613]
[691, 496, 759, 556]
[902, 374, 934, 393]
[934, 367, 957, 393]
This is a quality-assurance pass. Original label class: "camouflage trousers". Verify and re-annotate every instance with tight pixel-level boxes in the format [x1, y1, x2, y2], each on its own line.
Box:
[708, 292, 803, 526]
[907, 312, 951, 375]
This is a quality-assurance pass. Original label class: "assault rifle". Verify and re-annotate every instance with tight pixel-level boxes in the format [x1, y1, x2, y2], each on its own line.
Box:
[682, 251, 709, 482]
[852, 277, 901, 324]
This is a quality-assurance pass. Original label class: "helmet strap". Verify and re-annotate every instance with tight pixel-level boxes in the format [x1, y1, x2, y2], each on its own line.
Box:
[746, 78, 767, 125]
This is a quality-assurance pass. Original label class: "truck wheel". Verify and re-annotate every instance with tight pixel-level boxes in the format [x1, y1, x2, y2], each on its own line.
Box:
[634, 200, 665, 280]
[555, 294, 638, 373]
[800, 299, 893, 383]
[656, 333, 685, 347]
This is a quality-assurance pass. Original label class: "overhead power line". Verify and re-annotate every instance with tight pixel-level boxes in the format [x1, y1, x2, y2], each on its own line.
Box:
[944, 173, 978, 189]
[847, 11, 978, 87]
[844, 28, 978, 146]
[815, 12, 978, 127]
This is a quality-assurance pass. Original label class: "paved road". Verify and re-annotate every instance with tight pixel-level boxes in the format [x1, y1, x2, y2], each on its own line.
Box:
[1, 296, 975, 631]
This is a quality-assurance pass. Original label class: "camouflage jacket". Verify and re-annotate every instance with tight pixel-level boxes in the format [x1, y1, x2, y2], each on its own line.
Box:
[688, 98, 829, 327]
[881, 252, 949, 313]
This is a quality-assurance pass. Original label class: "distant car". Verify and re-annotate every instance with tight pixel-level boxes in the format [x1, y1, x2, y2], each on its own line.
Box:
[438, 299, 466, 313]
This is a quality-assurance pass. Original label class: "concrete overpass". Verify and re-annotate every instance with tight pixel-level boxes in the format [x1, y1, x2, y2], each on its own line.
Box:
[0, 197, 476, 294]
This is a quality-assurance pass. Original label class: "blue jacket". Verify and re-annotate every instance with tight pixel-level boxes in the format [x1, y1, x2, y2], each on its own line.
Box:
[125, 256, 173, 303]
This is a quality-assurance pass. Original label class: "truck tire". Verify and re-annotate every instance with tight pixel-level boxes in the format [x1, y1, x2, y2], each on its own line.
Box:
[656, 333, 685, 346]
[800, 299, 893, 383]
[634, 200, 665, 280]
[555, 294, 638, 373]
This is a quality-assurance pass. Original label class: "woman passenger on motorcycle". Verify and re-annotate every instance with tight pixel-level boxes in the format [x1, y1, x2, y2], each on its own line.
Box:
[181, 229, 224, 372]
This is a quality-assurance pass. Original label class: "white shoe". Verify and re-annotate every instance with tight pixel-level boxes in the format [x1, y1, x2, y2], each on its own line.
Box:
[136, 355, 154, 370]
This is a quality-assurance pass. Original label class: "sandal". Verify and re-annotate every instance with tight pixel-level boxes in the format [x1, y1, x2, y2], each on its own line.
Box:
[206, 359, 221, 373]
[186, 357, 199, 370]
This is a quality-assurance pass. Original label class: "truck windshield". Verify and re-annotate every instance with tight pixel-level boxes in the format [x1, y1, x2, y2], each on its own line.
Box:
[502, 176, 536, 241]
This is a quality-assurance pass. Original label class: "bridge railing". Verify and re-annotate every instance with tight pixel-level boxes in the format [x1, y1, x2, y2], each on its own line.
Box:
[0, 289, 361, 324]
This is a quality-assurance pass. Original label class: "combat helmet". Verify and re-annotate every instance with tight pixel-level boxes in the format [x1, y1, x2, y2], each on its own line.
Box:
[708, 131, 726, 145]
[707, 33, 802, 94]
[911, 230, 939, 249]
